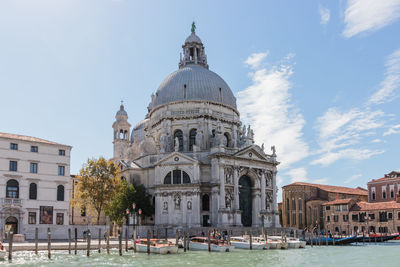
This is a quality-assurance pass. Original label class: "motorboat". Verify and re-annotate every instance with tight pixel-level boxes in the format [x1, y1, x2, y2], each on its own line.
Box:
[268, 236, 288, 249]
[230, 236, 269, 250]
[136, 239, 178, 254]
[287, 238, 302, 249]
[189, 237, 234, 252]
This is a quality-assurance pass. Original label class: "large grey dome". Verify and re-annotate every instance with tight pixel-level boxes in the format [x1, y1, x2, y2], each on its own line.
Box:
[150, 64, 237, 110]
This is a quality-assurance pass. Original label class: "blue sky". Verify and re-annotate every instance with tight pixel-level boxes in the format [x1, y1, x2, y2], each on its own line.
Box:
[1, 0, 400, 196]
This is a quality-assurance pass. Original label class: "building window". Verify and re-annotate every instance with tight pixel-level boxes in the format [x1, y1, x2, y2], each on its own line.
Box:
[333, 215, 339, 222]
[164, 170, 191, 185]
[325, 206, 330, 211]
[10, 143, 18, 150]
[391, 190, 394, 198]
[292, 199, 296, 210]
[173, 170, 181, 184]
[56, 213, 64, 225]
[369, 213, 375, 220]
[343, 215, 348, 222]
[9, 161, 17, 172]
[29, 183, 37, 200]
[30, 162, 38, 173]
[298, 199, 302, 211]
[202, 194, 210, 211]
[372, 192, 376, 200]
[388, 212, 393, 220]
[183, 171, 190, 184]
[291, 213, 296, 225]
[335, 205, 341, 212]
[342, 205, 348, 211]
[57, 185, 65, 201]
[352, 214, 359, 221]
[6, 179, 19, 198]
[81, 207, 86, 217]
[40, 206, 53, 224]
[58, 166, 65, 176]
[379, 211, 388, 222]
[327, 216, 330, 222]
[31, 146, 38, 152]
[398, 212, 400, 220]
[189, 129, 197, 151]
[164, 172, 171, 184]
[59, 149, 65, 156]
[383, 191, 386, 199]
[28, 212, 36, 224]
[173, 130, 183, 151]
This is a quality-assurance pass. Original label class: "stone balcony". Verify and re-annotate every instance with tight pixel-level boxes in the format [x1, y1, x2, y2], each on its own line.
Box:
[2, 198, 22, 207]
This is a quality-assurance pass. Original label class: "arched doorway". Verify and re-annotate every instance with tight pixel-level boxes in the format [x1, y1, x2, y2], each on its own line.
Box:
[239, 175, 252, 227]
[5, 216, 18, 234]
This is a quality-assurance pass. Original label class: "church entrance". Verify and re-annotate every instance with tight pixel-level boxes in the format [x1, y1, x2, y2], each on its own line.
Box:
[5, 216, 18, 234]
[239, 175, 252, 227]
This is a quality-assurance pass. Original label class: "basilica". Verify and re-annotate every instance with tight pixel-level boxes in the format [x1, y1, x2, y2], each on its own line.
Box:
[112, 26, 280, 228]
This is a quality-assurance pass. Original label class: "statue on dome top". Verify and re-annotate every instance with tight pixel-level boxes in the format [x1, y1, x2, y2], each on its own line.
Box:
[191, 21, 196, 33]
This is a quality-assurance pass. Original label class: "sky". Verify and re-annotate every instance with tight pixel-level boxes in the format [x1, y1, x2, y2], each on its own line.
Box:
[1, 0, 400, 197]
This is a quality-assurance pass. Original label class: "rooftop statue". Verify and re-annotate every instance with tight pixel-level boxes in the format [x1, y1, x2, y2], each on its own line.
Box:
[191, 21, 196, 33]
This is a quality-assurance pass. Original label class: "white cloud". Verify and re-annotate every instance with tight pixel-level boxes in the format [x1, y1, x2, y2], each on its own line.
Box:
[313, 178, 329, 184]
[343, 0, 400, 38]
[244, 52, 268, 69]
[287, 167, 308, 183]
[319, 5, 331, 25]
[313, 107, 386, 166]
[371, 138, 383, 143]
[368, 49, 400, 105]
[383, 124, 400, 136]
[344, 174, 362, 184]
[238, 53, 309, 169]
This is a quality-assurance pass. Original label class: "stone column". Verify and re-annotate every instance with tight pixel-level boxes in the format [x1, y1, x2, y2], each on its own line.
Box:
[194, 47, 198, 64]
[261, 170, 266, 211]
[272, 171, 280, 227]
[219, 163, 225, 209]
[233, 166, 239, 210]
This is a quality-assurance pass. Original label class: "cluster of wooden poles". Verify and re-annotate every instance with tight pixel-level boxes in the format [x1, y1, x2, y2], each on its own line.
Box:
[5, 227, 296, 261]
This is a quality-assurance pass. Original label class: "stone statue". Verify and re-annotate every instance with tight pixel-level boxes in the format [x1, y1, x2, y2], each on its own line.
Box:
[250, 129, 254, 140]
[174, 194, 181, 209]
[191, 21, 196, 33]
[187, 201, 192, 210]
[247, 125, 251, 138]
[174, 137, 179, 152]
[261, 143, 265, 152]
[271, 145, 276, 156]
[242, 125, 246, 137]
[163, 201, 168, 212]
[195, 129, 203, 148]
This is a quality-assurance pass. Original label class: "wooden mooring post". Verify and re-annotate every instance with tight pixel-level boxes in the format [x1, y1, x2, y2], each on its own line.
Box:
[106, 230, 110, 254]
[68, 228, 71, 254]
[47, 228, 51, 259]
[98, 228, 101, 253]
[74, 228, 78, 255]
[133, 227, 137, 253]
[147, 230, 151, 254]
[186, 231, 190, 251]
[125, 227, 128, 252]
[156, 228, 160, 239]
[207, 230, 211, 252]
[164, 228, 168, 241]
[87, 231, 91, 257]
[249, 231, 253, 250]
[183, 231, 187, 252]
[118, 230, 122, 256]
[35, 228, 39, 255]
[326, 232, 328, 246]
[8, 230, 13, 261]
[310, 231, 313, 248]
[227, 229, 231, 245]
[175, 230, 179, 247]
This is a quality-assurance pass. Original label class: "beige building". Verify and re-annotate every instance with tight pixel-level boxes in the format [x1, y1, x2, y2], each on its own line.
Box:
[0, 132, 71, 239]
[282, 182, 368, 230]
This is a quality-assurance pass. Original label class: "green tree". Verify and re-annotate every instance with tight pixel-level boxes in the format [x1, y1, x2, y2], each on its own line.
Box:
[73, 157, 121, 224]
[105, 181, 154, 225]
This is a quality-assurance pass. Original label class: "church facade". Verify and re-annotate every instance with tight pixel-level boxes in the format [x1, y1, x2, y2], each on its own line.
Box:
[112, 27, 280, 228]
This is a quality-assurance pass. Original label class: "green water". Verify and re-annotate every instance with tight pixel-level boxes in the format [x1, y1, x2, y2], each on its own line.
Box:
[2, 242, 400, 267]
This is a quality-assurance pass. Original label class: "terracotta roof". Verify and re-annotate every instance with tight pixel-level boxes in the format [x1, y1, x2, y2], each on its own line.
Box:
[322, 199, 353, 206]
[283, 182, 368, 196]
[369, 177, 400, 183]
[351, 201, 400, 211]
[0, 132, 70, 147]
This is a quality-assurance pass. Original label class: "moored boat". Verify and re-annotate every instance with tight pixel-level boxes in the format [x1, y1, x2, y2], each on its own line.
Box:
[136, 239, 178, 254]
[230, 236, 268, 250]
[267, 236, 287, 249]
[189, 237, 234, 252]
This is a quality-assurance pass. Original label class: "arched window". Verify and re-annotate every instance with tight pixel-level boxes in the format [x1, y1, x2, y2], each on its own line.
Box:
[164, 172, 171, 184]
[164, 170, 191, 185]
[57, 185, 65, 201]
[202, 194, 210, 211]
[29, 183, 37, 200]
[223, 132, 231, 147]
[6, 179, 19, 198]
[183, 172, 190, 184]
[189, 129, 197, 151]
[174, 130, 183, 151]
[119, 129, 124, 139]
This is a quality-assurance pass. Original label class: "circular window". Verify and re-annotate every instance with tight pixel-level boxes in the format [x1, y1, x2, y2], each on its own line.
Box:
[174, 157, 179, 162]
[249, 152, 253, 158]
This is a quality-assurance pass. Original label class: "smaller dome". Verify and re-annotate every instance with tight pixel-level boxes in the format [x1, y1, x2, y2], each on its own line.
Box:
[116, 104, 127, 117]
[185, 32, 202, 44]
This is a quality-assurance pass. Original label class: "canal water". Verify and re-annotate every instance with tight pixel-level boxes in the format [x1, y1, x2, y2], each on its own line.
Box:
[2, 241, 400, 267]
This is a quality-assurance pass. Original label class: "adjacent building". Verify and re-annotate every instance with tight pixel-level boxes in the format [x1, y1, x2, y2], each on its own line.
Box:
[111, 26, 281, 228]
[368, 171, 400, 203]
[282, 182, 368, 230]
[0, 132, 72, 239]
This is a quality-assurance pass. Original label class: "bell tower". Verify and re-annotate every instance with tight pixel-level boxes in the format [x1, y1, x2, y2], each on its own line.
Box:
[179, 22, 208, 69]
[112, 101, 131, 160]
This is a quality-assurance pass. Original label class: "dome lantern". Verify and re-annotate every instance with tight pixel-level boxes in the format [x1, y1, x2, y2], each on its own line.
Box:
[179, 22, 208, 69]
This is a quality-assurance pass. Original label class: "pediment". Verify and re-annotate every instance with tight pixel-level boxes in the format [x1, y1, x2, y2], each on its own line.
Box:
[155, 152, 198, 166]
[234, 145, 270, 161]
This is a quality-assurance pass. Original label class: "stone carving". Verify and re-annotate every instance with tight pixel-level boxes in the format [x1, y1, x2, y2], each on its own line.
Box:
[174, 193, 181, 209]
[187, 201, 192, 210]
[224, 166, 233, 184]
[266, 192, 273, 211]
[163, 201, 168, 212]
[271, 145, 276, 156]
[195, 129, 203, 148]
[266, 171, 273, 187]
[215, 121, 225, 146]
[261, 143, 264, 152]
[225, 189, 233, 209]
